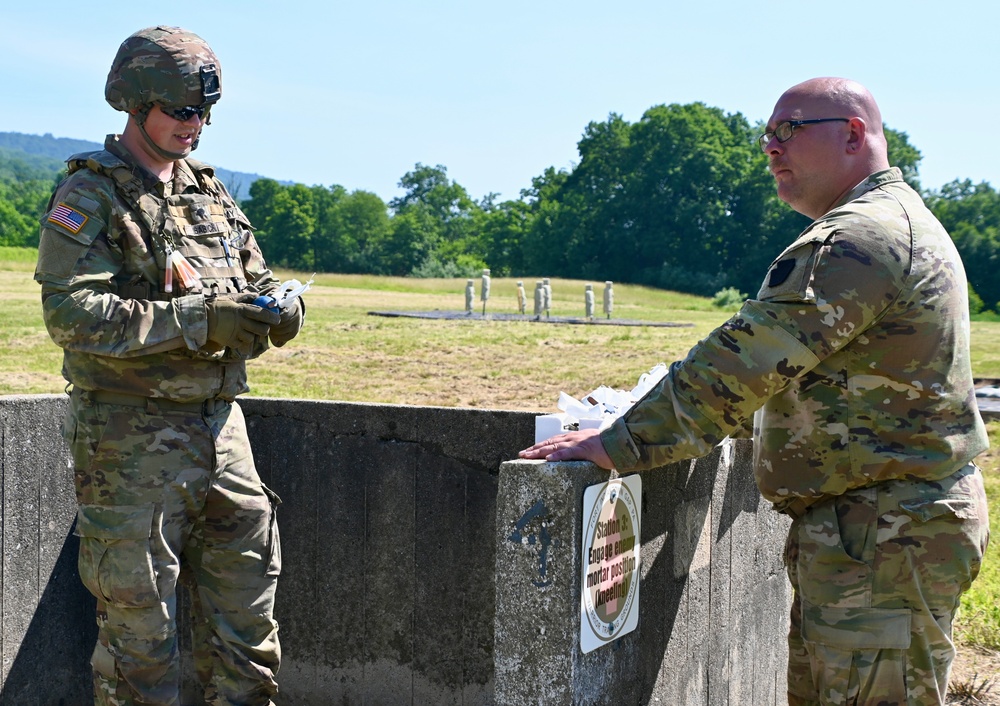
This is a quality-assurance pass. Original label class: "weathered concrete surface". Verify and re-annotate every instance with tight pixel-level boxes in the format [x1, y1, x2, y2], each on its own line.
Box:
[0, 394, 791, 705]
[0, 395, 96, 706]
[495, 440, 792, 705]
[0, 394, 535, 705]
[241, 397, 534, 705]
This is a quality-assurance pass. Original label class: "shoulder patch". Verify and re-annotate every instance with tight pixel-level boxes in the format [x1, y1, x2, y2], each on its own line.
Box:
[767, 258, 796, 287]
[76, 195, 101, 213]
[47, 203, 89, 234]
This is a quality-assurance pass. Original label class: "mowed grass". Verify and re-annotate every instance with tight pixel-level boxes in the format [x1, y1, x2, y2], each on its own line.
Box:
[955, 419, 1000, 650]
[3, 246, 999, 651]
[2, 247, 733, 409]
[248, 277, 730, 410]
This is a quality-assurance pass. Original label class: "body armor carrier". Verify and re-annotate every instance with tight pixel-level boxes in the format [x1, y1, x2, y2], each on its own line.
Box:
[66, 150, 254, 302]
[66, 150, 262, 361]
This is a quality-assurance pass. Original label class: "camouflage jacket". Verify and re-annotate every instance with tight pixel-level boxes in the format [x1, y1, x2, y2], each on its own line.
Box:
[34, 135, 280, 402]
[600, 168, 988, 508]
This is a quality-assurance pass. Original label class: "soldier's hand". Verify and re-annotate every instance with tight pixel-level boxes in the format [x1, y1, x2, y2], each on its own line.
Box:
[518, 428, 615, 469]
[269, 297, 303, 348]
[206, 293, 281, 349]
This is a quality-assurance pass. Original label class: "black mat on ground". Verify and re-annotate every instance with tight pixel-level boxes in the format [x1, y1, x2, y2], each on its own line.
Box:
[367, 310, 694, 327]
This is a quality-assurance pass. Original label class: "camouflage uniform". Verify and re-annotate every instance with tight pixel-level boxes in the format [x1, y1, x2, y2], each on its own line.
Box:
[36, 103, 290, 706]
[600, 168, 990, 705]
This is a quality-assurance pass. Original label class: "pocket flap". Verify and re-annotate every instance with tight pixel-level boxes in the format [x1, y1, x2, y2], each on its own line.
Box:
[75, 504, 154, 540]
[899, 496, 978, 522]
[802, 602, 911, 650]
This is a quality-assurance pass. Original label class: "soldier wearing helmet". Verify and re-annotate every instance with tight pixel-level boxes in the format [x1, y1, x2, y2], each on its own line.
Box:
[106, 25, 221, 160]
[34, 26, 300, 706]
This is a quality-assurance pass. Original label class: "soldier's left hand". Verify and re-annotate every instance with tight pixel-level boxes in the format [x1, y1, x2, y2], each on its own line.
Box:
[519, 428, 615, 469]
[269, 297, 303, 347]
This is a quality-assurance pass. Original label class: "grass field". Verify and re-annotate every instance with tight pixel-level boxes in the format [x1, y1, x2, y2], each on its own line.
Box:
[2, 246, 998, 690]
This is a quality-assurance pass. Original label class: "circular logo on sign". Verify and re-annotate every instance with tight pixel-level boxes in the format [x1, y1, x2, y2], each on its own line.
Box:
[582, 478, 640, 642]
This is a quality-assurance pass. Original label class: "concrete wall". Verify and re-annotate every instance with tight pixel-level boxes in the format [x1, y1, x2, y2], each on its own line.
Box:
[494, 446, 792, 705]
[0, 395, 93, 706]
[0, 394, 790, 705]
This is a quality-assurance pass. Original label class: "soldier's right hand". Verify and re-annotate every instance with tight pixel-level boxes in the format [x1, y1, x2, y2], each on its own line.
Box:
[206, 293, 281, 349]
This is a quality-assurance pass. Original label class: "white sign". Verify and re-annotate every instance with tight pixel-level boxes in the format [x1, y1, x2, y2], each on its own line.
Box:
[580, 474, 641, 653]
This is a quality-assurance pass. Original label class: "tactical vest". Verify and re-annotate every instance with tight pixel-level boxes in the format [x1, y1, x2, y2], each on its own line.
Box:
[66, 150, 254, 303]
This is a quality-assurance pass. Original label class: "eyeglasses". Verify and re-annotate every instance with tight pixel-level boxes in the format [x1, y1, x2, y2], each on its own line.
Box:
[757, 118, 849, 153]
[159, 104, 210, 122]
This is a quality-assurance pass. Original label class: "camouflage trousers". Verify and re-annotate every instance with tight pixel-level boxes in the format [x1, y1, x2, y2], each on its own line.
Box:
[784, 463, 990, 706]
[65, 389, 282, 706]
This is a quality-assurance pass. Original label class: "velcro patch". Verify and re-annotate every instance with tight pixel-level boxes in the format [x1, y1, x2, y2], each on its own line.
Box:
[767, 258, 796, 287]
[47, 202, 89, 234]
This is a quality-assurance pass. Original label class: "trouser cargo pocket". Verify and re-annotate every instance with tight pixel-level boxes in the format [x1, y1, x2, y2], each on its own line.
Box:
[262, 485, 282, 577]
[801, 601, 911, 650]
[75, 503, 161, 608]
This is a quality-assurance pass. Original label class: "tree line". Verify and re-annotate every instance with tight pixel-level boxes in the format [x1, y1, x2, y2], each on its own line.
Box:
[2, 103, 999, 312]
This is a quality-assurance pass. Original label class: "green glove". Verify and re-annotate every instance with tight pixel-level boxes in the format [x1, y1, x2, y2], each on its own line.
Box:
[206, 293, 280, 350]
[269, 297, 304, 347]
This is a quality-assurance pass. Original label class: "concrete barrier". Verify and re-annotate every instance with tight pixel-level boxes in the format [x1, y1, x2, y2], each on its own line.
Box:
[0, 394, 790, 705]
[494, 444, 791, 705]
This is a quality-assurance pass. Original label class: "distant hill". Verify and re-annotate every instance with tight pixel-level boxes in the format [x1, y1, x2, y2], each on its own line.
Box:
[0, 146, 65, 182]
[0, 131, 281, 201]
[0, 133, 102, 161]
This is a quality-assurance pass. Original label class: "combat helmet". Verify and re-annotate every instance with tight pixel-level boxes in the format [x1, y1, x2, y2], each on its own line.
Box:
[106, 26, 221, 159]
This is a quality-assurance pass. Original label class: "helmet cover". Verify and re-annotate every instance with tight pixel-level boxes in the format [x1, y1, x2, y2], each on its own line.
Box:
[105, 26, 221, 113]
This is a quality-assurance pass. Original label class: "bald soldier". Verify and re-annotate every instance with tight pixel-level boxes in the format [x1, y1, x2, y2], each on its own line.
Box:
[521, 78, 990, 706]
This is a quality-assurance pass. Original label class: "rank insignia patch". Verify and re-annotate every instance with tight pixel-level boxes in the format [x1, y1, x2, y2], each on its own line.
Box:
[48, 203, 89, 234]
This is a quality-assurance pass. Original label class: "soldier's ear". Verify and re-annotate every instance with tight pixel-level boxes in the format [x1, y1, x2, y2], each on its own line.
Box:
[845, 117, 866, 154]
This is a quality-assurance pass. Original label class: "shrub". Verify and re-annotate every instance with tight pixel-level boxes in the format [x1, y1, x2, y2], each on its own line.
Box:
[969, 284, 985, 315]
[410, 253, 485, 279]
[711, 286, 747, 311]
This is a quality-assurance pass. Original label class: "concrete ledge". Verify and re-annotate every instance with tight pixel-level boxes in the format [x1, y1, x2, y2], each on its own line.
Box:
[0, 395, 789, 705]
[495, 441, 792, 705]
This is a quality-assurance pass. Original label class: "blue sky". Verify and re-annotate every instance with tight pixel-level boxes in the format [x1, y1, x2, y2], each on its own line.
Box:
[2, 1, 996, 203]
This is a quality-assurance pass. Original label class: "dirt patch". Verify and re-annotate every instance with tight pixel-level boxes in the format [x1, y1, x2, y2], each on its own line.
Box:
[950, 645, 1000, 704]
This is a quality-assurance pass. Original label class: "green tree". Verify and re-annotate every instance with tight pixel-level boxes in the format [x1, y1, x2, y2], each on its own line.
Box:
[243, 179, 315, 270]
[0, 178, 54, 247]
[473, 196, 533, 276]
[0, 197, 34, 246]
[328, 189, 392, 274]
[520, 167, 570, 276]
[519, 108, 929, 298]
[308, 184, 348, 272]
[621, 103, 770, 293]
[927, 179, 1000, 311]
[390, 164, 480, 272]
[525, 103, 792, 295]
[884, 126, 923, 192]
[379, 207, 438, 276]
[549, 113, 632, 281]
[242, 178, 281, 229]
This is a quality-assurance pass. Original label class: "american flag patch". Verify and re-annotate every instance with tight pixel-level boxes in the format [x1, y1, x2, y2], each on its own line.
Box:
[47, 203, 89, 233]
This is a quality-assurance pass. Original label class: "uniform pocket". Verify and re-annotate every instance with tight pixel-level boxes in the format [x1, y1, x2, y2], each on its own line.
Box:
[801, 601, 911, 650]
[65, 391, 113, 475]
[897, 493, 986, 585]
[899, 495, 978, 522]
[794, 499, 874, 610]
[262, 486, 282, 577]
[75, 503, 160, 608]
